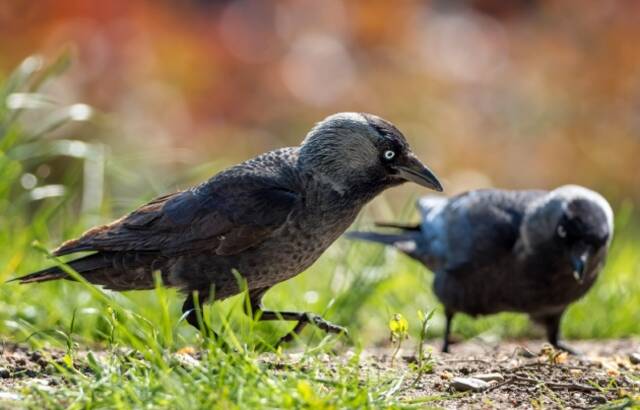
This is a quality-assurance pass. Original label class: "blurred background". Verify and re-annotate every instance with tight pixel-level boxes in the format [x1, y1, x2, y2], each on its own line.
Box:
[0, 0, 638, 347]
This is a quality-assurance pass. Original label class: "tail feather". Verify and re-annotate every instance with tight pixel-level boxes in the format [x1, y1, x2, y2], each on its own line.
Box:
[374, 222, 420, 231]
[345, 231, 414, 247]
[346, 227, 427, 261]
[10, 253, 108, 284]
[10, 266, 67, 284]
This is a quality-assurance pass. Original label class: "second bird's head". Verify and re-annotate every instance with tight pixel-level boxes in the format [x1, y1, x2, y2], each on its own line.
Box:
[521, 185, 614, 283]
[299, 112, 443, 194]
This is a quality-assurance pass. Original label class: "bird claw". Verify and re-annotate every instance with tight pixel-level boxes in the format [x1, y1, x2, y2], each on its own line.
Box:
[554, 342, 582, 356]
[308, 313, 348, 335]
[275, 312, 348, 347]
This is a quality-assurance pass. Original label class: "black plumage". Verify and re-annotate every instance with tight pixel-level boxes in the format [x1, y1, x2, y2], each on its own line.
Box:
[347, 185, 614, 353]
[14, 112, 443, 343]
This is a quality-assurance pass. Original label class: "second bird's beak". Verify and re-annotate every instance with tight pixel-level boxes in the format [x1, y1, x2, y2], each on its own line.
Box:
[394, 154, 444, 192]
[570, 246, 590, 283]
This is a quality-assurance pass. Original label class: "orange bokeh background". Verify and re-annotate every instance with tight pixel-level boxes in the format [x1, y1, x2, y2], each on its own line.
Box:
[1, 0, 638, 208]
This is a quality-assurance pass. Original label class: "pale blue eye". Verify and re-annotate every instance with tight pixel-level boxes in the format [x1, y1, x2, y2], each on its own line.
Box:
[384, 150, 395, 160]
[557, 225, 567, 238]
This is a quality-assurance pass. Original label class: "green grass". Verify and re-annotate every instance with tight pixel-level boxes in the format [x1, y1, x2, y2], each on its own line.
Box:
[1, 53, 639, 409]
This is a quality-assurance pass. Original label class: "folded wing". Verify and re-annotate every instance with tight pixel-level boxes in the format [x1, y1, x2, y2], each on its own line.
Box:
[54, 173, 300, 258]
[438, 189, 544, 276]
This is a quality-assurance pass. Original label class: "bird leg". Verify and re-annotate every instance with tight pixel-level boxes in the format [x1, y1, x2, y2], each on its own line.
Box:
[259, 310, 348, 345]
[442, 310, 455, 353]
[244, 287, 347, 346]
[537, 312, 581, 355]
[182, 292, 217, 339]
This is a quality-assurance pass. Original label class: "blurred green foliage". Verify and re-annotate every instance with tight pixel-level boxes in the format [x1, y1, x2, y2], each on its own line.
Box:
[0, 1, 638, 209]
[0, 53, 638, 352]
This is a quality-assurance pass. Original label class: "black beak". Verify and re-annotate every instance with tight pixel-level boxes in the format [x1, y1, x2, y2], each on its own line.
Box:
[394, 154, 443, 192]
[570, 247, 590, 283]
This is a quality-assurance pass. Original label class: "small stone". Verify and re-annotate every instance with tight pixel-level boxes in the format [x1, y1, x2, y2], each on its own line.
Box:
[451, 377, 490, 392]
[27, 379, 55, 392]
[473, 373, 504, 382]
[174, 353, 200, 368]
[0, 391, 21, 401]
[629, 353, 640, 365]
[569, 369, 583, 377]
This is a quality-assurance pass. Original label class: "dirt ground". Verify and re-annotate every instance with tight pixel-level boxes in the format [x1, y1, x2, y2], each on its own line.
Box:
[362, 339, 640, 409]
[0, 339, 638, 409]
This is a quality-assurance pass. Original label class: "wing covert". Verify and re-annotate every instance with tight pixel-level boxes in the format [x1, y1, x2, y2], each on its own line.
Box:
[54, 173, 299, 257]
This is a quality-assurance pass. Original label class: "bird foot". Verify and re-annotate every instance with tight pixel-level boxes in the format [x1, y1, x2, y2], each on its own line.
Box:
[308, 313, 348, 335]
[275, 312, 348, 346]
[553, 341, 582, 356]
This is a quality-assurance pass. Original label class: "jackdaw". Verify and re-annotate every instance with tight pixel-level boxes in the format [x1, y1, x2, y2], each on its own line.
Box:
[347, 185, 613, 353]
[14, 112, 443, 344]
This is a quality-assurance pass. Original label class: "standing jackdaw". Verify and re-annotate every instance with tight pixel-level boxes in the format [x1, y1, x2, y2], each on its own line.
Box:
[14, 112, 443, 344]
[347, 185, 613, 353]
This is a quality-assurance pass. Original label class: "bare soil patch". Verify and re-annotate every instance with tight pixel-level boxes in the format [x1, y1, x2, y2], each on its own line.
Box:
[363, 339, 640, 408]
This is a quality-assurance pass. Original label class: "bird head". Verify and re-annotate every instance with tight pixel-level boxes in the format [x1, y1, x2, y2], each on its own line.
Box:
[299, 112, 443, 195]
[521, 185, 614, 283]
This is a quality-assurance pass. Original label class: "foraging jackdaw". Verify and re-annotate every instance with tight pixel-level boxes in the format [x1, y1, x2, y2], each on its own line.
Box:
[347, 185, 613, 353]
[14, 112, 443, 344]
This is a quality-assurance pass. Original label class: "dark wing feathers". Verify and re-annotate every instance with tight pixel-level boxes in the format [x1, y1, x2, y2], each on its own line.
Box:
[345, 230, 424, 261]
[122, 192, 180, 229]
[54, 166, 300, 258]
[11, 253, 111, 283]
[440, 189, 545, 275]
